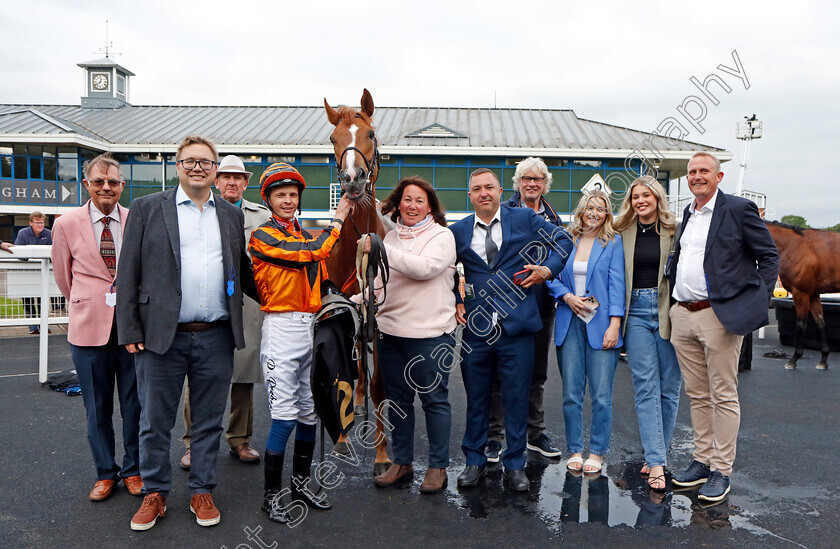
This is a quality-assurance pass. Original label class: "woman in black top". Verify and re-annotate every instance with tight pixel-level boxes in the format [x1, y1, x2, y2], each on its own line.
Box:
[614, 176, 680, 492]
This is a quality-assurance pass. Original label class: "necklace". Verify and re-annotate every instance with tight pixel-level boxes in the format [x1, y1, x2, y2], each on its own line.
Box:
[638, 220, 657, 234]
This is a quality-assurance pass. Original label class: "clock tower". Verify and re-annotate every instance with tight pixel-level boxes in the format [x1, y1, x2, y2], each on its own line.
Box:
[78, 57, 135, 109]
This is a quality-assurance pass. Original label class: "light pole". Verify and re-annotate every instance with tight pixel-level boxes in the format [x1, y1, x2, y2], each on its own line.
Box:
[735, 114, 763, 196]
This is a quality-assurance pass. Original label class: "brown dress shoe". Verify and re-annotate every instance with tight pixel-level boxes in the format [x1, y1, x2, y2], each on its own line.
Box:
[130, 493, 166, 531]
[419, 468, 448, 494]
[229, 443, 260, 463]
[180, 449, 191, 470]
[89, 479, 117, 502]
[373, 464, 414, 488]
[123, 475, 144, 496]
[190, 493, 221, 527]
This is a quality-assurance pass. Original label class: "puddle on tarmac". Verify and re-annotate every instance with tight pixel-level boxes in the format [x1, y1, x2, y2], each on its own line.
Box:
[443, 457, 779, 537]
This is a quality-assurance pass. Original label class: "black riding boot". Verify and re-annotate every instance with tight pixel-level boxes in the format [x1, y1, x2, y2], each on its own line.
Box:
[291, 439, 332, 510]
[262, 451, 292, 523]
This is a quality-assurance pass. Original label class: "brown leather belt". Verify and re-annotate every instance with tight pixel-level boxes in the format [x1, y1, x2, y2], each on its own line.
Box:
[177, 321, 223, 333]
[677, 300, 711, 312]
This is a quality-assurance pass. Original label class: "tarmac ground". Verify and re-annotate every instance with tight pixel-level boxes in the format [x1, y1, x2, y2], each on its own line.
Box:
[1, 311, 838, 549]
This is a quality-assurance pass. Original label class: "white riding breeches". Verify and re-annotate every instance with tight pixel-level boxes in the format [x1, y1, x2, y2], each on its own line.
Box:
[260, 311, 318, 424]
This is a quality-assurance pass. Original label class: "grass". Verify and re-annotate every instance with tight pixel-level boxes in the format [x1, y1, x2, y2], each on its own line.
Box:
[0, 297, 26, 318]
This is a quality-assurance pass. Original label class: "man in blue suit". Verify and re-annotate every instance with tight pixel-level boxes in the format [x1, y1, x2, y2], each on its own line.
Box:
[668, 152, 778, 502]
[452, 168, 573, 491]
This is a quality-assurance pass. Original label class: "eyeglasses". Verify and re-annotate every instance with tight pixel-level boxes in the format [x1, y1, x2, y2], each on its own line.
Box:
[87, 178, 122, 188]
[178, 159, 217, 171]
[521, 176, 546, 183]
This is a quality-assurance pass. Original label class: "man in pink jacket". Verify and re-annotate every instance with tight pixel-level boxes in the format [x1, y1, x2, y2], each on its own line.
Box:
[51, 153, 142, 502]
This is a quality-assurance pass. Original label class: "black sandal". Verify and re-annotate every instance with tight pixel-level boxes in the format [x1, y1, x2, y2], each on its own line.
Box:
[647, 474, 667, 492]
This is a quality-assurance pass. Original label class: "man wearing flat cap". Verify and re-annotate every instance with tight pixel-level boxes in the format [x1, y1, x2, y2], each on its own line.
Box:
[179, 155, 270, 470]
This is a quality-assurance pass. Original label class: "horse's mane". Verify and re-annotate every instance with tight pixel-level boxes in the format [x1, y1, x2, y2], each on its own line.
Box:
[335, 106, 374, 127]
[766, 220, 805, 235]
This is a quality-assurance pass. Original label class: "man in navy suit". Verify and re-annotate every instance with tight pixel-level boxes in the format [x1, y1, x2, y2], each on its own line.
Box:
[452, 168, 573, 491]
[667, 152, 778, 502]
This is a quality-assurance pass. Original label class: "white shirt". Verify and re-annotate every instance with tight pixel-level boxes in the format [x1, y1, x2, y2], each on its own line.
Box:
[89, 201, 122, 267]
[175, 185, 228, 323]
[470, 207, 503, 264]
[673, 190, 718, 302]
[573, 260, 588, 297]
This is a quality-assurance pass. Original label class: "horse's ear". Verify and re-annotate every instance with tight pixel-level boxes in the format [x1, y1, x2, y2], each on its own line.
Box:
[360, 89, 374, 118]
[324, 98, 340, 125]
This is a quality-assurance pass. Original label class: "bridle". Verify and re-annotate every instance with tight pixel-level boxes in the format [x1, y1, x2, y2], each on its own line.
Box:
[335, 113, 380, 197]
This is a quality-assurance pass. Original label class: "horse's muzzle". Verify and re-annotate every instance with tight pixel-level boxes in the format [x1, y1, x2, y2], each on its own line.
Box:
[339, 169, 368, 199]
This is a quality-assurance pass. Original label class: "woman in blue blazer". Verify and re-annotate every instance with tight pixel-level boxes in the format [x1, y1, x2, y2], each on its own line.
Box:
[547, 191, 625, 475]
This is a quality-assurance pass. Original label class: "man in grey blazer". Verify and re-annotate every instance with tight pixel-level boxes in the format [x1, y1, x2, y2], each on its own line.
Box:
[117, 135, 258, 531]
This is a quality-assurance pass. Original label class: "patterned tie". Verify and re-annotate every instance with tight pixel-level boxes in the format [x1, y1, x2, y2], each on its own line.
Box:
[479, 219, 499, 266]
[100, 217, 116, 279]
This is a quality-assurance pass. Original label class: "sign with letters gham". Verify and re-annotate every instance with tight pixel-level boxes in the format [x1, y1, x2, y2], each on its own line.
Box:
[0, 180, 80, 206]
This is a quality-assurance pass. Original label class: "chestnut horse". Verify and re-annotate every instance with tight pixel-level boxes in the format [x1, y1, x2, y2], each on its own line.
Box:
[323, 89, 390, 475]
[766, 221, 840, 370]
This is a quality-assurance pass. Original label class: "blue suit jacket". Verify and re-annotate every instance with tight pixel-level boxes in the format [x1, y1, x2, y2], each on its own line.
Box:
[547, 235, 626, 349]
[452, 206, 573, 338]
[667, 192, 779, 336]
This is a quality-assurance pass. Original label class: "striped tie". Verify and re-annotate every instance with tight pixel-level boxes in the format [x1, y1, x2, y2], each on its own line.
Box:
[100, 217, 116, 278]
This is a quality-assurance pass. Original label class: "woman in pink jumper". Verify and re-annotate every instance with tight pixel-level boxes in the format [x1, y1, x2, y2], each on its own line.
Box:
[360, 177, 457, 494]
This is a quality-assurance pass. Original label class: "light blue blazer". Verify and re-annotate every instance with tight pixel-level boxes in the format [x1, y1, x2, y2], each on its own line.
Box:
[547, 235, 626, 349]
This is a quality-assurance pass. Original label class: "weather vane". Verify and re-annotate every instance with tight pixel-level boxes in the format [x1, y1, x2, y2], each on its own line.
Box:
[94, 20, 121, 59]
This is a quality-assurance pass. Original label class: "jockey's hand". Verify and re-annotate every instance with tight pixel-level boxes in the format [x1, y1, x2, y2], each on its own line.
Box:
[334, 195, 353, 221]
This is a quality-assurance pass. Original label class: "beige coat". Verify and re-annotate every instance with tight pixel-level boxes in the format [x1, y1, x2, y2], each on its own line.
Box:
[232, 198, 271, 383]
[621, 223, 675, 339]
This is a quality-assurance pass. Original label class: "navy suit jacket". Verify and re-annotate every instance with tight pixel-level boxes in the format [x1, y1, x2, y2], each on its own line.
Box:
[452, 205, 573, 338]
[547, 235, 625, 349]
[116, 186, 258, 354]
[668, 192, 779, 336]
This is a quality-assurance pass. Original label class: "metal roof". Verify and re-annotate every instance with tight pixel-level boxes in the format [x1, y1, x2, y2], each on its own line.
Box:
[0, 103, 726, 158]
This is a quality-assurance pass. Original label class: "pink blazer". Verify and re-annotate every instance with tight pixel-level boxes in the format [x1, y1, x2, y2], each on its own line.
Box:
[51, 201, 129, 347]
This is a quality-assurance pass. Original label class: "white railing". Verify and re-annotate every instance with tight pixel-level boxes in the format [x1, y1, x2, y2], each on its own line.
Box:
[0, 245, 68, 383]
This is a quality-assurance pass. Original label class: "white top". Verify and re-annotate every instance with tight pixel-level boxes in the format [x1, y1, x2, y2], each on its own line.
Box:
[672, 190, 718, 302]
[573, 260, 588, 296]
[88, 201, 122, 266]
[470, 207, 503, 264]
[175, 185, 228, 323]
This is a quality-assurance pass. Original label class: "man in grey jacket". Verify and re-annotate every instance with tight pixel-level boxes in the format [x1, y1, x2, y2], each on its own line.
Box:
[117, 135, 257, 531]
[180, 155, 270, 468]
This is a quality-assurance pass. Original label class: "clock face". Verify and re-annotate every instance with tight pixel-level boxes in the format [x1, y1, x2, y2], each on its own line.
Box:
[92, 73, 109, 91]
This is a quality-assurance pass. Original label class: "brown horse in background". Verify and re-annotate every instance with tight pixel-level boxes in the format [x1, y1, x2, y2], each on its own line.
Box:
[323, 89, 390, 476]
[766, 221, 840, 369]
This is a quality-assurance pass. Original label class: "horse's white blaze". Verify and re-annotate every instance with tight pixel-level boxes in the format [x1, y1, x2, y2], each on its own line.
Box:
[344, 124, 358, 181]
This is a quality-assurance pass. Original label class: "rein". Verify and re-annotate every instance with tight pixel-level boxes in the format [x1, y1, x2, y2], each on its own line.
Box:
[354, 233, 389, 424]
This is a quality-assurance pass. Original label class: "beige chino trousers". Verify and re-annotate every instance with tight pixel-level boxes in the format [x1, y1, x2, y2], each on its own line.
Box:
[669, 304, 743, 476]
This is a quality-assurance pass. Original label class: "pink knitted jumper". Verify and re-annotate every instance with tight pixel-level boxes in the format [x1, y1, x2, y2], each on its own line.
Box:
[374, 217, 458, 339]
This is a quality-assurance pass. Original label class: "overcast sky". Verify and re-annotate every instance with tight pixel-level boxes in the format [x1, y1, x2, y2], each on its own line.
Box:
[2, 0, 837, 225]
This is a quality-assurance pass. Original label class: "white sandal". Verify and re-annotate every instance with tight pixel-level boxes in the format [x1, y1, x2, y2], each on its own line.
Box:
[583, 457, 603, 474]
[566, 455, 584, 472]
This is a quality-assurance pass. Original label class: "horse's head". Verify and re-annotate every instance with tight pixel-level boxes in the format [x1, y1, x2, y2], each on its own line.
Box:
[324, 89, 379, 202]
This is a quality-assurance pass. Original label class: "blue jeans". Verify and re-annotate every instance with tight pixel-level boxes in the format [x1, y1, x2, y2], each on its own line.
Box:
[379, 332, 453, 469]
[134, 324, 234, 496]
[558, 315, 618, 456]
[625, 288, 681, 468]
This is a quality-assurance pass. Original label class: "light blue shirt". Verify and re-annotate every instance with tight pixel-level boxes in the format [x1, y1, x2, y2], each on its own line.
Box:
[175, 185, 229, 323]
